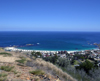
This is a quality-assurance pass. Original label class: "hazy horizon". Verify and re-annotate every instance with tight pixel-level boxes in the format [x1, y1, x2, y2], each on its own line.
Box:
[1, 30, 100, 32]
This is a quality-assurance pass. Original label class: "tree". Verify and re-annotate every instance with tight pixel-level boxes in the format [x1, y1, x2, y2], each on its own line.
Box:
[31, 51, 42, 58]
[43, 54, 58, 64]
[71, 58, 75, 65]
[94, 60, 98, 68]
[76, 60, 94, 74]
[57, 57, 70, 67]
[80, 56, 85, 61]
[51, 54, 58, 64]
[31, 51, 35, 55]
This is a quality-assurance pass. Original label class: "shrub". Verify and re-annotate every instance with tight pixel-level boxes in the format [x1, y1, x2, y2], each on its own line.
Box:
[16, 74, 21, 77]
[0, 52, 12, 56]
[32, 52, 42, 58]
[0, 73, 7, 77]
[29, 70, 45, 75]
[43, 54, 58, 64]
[16, 57, 26, 64]
[12, 70, 18, 74]
[0, 73, 7, 81]
[0, 77, 7, 81]
[57, 57, 70, 67]
[0, 66, 14, 72]
[76, 60, 94, 74]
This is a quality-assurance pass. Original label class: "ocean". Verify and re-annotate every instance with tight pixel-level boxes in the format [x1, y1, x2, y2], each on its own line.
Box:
[0, 31, 99, 51]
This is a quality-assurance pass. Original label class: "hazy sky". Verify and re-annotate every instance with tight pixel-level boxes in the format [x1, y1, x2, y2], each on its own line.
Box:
[0, 0, 100, 31]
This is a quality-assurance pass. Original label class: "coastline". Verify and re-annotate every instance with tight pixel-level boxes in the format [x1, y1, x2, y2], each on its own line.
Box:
[4, 46, 99, 54]
[0, 32, 99, 53]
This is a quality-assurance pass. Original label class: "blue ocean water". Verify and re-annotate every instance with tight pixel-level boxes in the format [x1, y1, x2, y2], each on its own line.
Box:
[0, 31, 99, 51]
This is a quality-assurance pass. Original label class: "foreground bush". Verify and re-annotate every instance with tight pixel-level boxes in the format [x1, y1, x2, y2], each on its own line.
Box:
[0, 73, 7, 81]
[0, 73, 7, 77]
[0, 52, 12, 56]
[16, 57, 26, 64]
[0, 66, 14, 72]
[29, 69, 45, 75]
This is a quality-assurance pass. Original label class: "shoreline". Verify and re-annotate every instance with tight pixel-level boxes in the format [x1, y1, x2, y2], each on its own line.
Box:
[4, 47, 99, 54]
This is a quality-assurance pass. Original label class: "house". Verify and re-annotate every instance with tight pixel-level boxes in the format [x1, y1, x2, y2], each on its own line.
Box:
[74, 64, 80, 67]
[89, 54, 95, 58]
[95, 55, 100, 59]
[97, 63, 100, 67]
[60, 54, 66, 58]
[57, 54, 66, 58]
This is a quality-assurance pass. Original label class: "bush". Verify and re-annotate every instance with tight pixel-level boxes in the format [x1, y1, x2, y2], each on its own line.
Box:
[0, 66, 14, 72]
[0, 73, 7, 81]
[0, 73, 7, 77]
[0, 77, 7, 81]
[29, 69, 45, 75]
[12, 70, 18, 74]
[88, 58, 94, 61]
[57, 57, 70, 67]
[76, 60, 94, 74]
[16, 57, 26, 64]
[43, 54, 58, 64]
[16, 74, 21, 77]
[32, 52, 42, 58]
[0, 52, 12, 56]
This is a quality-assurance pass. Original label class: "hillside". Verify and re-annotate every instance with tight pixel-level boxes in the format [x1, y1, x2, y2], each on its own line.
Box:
[0, 49, 76, 81]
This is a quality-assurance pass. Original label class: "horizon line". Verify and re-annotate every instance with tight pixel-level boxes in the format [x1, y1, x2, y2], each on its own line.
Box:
[0, 31, 100, 32]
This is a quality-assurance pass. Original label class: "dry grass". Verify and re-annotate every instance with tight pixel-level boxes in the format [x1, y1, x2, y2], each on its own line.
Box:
[0, 50, 76, 81]
[0, 48, 4, 51]
[0, 56, 19, 63]
[33, 58, 77, 81]
[32, 76, 40, 81]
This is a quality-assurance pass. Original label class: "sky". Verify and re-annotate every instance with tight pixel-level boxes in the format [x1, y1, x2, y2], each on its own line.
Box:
[0, 0, 100, 31]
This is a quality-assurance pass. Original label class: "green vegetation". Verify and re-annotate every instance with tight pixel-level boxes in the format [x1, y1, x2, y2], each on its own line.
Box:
[74, 60, 79, 65]
[31, 52, 42, 58]
[57, 57, 69, 67]
[42, 55, 92, 81]
[71, 58, 75, 65]
[0, 66, 14, 72]
[0, 52, 12, 56]
[12, 70, 18, 74]
[16, 57, 26, 64]
[16, 74, 21, 77]
[0, 73, 7, 81]
[76, 60, 94, 74]
[73, 54, 85, 60]
[61, 66, 91, 81]
[0, 73, 7, 77]
[31, 51, 100, 81]
[29, 69, 45, 75]
[43, 54, 58, 64]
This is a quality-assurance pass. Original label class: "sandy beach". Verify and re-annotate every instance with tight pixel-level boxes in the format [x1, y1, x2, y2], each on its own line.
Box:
[4, 47, 99, 54]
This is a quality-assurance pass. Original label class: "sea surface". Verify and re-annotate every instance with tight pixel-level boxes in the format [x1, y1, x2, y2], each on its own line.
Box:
[0, 31, 100, 51]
